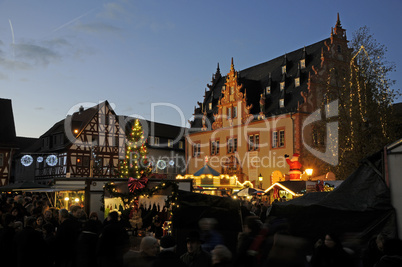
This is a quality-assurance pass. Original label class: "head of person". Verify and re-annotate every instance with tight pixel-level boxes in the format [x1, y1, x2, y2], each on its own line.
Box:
[107, 211, 119, 222]
[70, 205, 82, 218]
[140, 236, 159, 257]
[186, 231, 204, 254]
[43, 209, 53, 221]
[324, 233, 341, 249]
[211, 245, 232, 265]
[89, 212, 99, 220]
[59, 208, 69, 223]
[244, 216, 262, 235]
[35, 215, 44, 226]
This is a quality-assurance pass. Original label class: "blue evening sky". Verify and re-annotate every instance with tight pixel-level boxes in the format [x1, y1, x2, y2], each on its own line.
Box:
[1, 0, 401, 138]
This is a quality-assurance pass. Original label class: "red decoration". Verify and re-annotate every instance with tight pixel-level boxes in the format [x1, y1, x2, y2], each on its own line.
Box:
[285, 153, 302, 180]
[128, 176, 148, 192]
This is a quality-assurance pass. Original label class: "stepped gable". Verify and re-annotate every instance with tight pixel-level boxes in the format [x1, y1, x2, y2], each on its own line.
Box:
[190, 38, 328, 130]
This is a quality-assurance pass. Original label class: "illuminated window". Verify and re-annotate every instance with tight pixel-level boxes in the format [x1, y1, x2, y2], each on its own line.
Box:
[266, 86, 271, 94]
[300, 59, 306, 69]
[179, 141, 184, 149]
[77, 157, 82, 166]
[279, 130, 285, 147]
[295, 77, 300, 87]
[280, 82, 285, 91]
[168, 139, 173, 148]
[209, 103, 212, 110]
[280, 99, 284, 108]
[282, 65, 286, 74]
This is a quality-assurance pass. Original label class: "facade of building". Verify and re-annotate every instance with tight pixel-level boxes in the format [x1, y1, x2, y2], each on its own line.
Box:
[14, 101, 186, 183]
[186, 15, 351, 190]
[0, 98, 18, 186]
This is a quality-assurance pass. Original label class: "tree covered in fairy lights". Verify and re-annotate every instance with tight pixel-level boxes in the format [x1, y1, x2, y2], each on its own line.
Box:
[119, 119, 151, 178]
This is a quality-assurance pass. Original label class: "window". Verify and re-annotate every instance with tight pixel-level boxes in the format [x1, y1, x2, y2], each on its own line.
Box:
[279, 98, 284, 108]
[209, 103, 212, 110]
[0, 153, 3, 167]
[179, 141, 184, 149]
[272, 132, 278, 148]
[150, 136, 159, 146]
[230, 87, 234, 95]
[248, 134, 260, 151]
[227, 107, 231, 119]
[77, 156, 82, 166]
[279, 130, 285, 147]
[227, 139, 233, 153]
[83, 156, 90, 167]
[266, 86, 271, 94]
[282, 65, 286, 74]
[227, 138, 237, 153]
[233, 106, 237, 118]
[210, 140, 220, 155]
[337, 45, 341, 53]
[168, 139, 173, 148]
[295, 77, 300, 87]
[300, 59, 306, 69]
[193, 143, 201, 157]
[272, 130, 285, 148]
[280, 82, 285, 91]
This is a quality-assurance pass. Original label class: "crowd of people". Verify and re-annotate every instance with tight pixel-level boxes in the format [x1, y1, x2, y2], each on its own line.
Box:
[1, 192, 402, 267]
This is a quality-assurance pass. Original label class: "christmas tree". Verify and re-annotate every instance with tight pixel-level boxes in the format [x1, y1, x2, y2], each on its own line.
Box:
[119, 119, 151, 179]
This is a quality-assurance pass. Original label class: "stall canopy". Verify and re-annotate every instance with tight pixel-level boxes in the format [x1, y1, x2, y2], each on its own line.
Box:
[268, 155, 396, 244]
[0, 180, 50, 191]
[234, 187, 264, 197]
[193, 164, 220, 176]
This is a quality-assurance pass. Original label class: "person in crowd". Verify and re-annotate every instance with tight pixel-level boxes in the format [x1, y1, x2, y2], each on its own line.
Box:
[374, 238, 402, 267]
[31, 199, 45, 217]
[76, 219, 100, 267]
[88, 211, 103, 235]
[234, 216, 263, 267]
[180, 230, 212, 267]
[129, 205, 143, 236]
[199, 217, 224, 253]
[152, 235, 186, 267]
[150, 214, 163, 239]
[310, 232, 354, 267]
[44, 208, 59, 228]
[0, 213, 17, 266]
[10, 206, 25, 223]
[362, 232, 388, 267]
[43, 222, 57, 266]
[124, 235, 160, 267]
[34, 214, 45, 231]
[55, 208, 81, 267]
[211, 244, 233, 267]
[13, 216, 51, 267]
[97, 211, 130, 267]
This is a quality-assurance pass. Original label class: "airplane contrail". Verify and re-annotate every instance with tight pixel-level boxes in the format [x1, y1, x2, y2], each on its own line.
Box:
[52, 8, 97, 33]
[9, 19, 15, 57]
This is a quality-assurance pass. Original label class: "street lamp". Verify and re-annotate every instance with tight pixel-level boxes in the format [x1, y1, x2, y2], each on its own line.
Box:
[258, 173, 263, 189]
[305, 168, 313, 181]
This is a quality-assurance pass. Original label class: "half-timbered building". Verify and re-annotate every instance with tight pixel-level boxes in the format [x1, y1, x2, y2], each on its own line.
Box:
[0, 98, 18, 186]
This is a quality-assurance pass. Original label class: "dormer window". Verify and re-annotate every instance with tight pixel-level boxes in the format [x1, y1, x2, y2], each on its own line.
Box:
[279, 98, 284, 108]
[295, 77, 300, 87]
[300, 59, 306, 69]
[281, 65, 286, 74]
[280, 82, 285, 91]
[209, 103, 212, 110]
[266, 86, 271, 94]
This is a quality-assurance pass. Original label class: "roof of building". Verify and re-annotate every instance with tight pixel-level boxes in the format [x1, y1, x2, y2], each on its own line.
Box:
[0, 98, 17, 148]
[190, 38, 329, 130]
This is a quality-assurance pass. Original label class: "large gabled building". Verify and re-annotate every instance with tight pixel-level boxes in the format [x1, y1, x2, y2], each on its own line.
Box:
[186, 15, 351, 192]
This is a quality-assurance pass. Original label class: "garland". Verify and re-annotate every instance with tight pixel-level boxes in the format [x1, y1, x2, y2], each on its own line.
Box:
[103, 180, 180, 217]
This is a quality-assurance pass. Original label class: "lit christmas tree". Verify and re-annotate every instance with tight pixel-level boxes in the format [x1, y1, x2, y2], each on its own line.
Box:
[119, 119, 151, 179]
